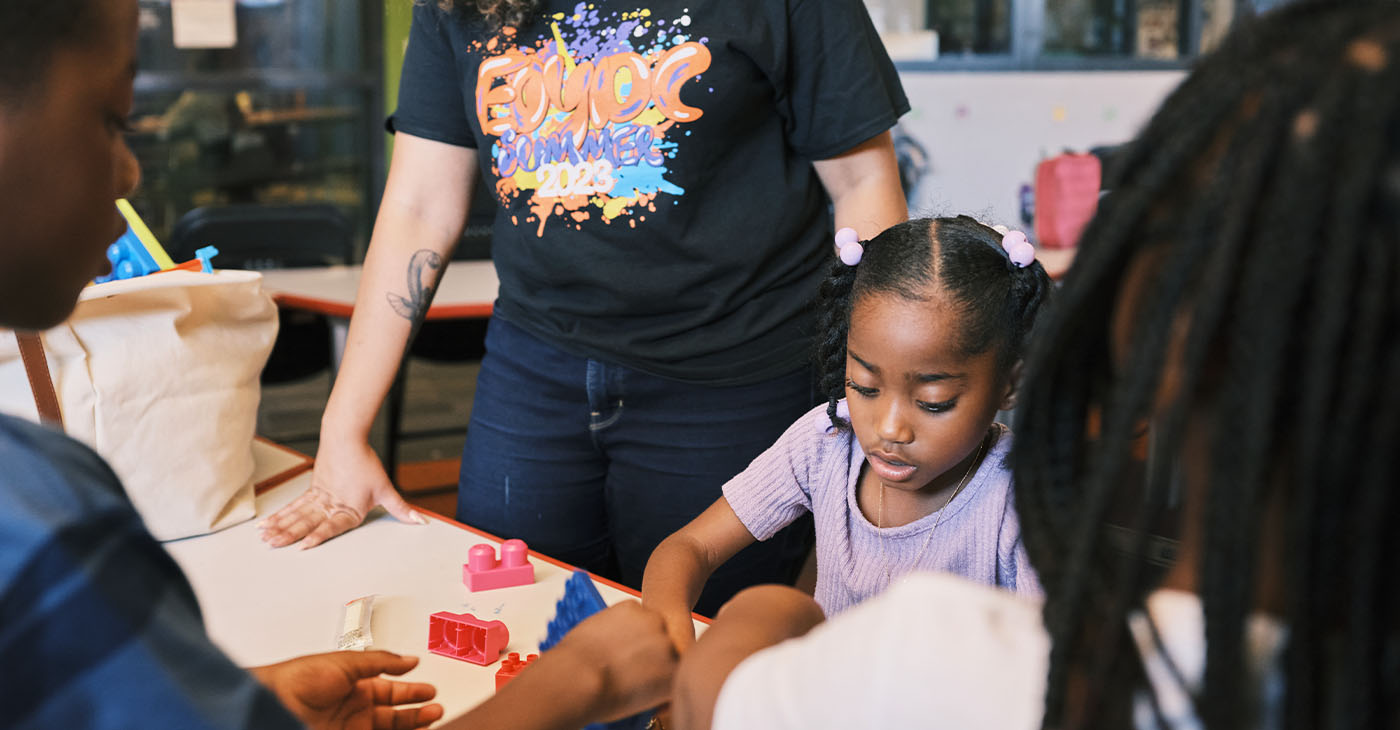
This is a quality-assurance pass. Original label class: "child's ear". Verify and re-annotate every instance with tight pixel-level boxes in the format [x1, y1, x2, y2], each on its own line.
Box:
[1000, 361, 1024, 411]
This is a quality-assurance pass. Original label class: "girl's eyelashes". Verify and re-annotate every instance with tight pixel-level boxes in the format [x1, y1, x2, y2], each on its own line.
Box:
[846, 378, 957, 412]
[845, 379, 878, 398]
[917, 398, 958, 414]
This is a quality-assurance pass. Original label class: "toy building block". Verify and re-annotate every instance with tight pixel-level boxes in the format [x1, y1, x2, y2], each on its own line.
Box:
[97, 200, 178, 283]
[98, 227, 161, 282]
[464, 539, 535, 592]
[494, 652, 539, 690]
[427, 611, 509, 665]
[539, 571, 607, 652]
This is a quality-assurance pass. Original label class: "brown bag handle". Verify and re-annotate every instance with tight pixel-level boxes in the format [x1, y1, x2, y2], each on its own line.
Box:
[15, 332, 63, 429]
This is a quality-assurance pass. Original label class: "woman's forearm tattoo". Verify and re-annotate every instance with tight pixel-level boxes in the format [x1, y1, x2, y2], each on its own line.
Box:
[386, 249, 444, 325]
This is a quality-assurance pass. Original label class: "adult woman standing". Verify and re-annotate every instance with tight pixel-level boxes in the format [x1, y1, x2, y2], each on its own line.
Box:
[261, 0, 909, 612]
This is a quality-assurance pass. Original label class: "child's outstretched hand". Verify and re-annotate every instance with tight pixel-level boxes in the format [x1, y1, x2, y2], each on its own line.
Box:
[251, 650, 441, 730]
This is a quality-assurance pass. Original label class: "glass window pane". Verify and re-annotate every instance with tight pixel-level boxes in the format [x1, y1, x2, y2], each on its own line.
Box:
[1043, 0, 1183, 59]
[127, 88, 370, 245]
[924, 0, 1012, 54]
[137, 0, 364, 74]
[864, 0, 1010, 59]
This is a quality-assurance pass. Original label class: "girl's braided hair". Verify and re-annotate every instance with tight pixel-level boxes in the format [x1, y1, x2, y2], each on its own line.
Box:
[1011, 1, 1400, 727]
[815, 216, 1053, 430]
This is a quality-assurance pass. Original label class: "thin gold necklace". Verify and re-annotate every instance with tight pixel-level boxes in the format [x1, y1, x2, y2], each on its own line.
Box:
[877, 428, 991, 588]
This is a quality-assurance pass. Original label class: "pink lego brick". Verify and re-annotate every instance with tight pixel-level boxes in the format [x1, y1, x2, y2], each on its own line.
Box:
[494, 651, 539, 690]
[463, 539, 535, 592]
[427, 611, 510, 665]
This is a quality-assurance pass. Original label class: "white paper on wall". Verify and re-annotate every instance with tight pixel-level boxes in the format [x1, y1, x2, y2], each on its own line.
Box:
[171, 0, 237, 49]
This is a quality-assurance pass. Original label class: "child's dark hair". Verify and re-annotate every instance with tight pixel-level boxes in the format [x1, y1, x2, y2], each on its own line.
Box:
[1011, 1, 1400, 728]
[0, 0, 100, 103]
[815, 216, 1053, 430]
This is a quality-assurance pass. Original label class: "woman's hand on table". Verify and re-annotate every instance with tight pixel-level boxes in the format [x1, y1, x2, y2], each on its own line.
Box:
[259, 438, 426, 549]
[251, 650, 442, 730]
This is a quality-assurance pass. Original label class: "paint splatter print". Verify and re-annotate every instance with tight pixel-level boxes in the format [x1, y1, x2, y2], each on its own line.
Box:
[472, 3, 710, 235]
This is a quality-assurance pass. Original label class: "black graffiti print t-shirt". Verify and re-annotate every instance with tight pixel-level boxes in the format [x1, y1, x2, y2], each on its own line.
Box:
[390, 1, 908, 385]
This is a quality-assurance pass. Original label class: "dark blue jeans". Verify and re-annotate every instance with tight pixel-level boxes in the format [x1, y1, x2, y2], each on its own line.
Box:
[457, 317, 815, 615]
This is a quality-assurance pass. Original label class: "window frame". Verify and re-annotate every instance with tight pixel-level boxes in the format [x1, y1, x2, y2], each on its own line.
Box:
[892, 0, 1213, 72]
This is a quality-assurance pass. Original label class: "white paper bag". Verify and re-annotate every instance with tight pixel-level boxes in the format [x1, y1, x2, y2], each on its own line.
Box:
[0, 270, 278, 540]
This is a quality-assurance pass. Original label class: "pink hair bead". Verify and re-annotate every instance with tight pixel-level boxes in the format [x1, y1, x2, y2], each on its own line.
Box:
[1001, 230, 1035, 268]
[834, 227, 863, 265]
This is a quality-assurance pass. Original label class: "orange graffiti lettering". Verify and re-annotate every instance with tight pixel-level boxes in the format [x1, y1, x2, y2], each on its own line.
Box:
[652, 42, 710, 123]
[477, 42, 711, 138]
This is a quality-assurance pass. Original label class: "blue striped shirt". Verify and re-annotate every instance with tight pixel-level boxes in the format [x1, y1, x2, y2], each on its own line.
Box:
[0, 414, 301, 729]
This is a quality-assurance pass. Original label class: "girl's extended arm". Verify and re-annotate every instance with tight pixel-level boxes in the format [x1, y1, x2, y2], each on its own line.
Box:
[260, 133, 476, 549]
[641, 497, 757, 651]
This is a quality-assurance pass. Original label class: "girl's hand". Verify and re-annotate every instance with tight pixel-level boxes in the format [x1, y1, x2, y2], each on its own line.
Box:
[660, 607, 699, 654]
[259, 438, 425, 549]
[671, 586, 826, 730]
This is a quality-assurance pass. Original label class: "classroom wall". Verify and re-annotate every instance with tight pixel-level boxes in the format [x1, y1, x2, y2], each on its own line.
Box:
[896, 71, 1187, 227]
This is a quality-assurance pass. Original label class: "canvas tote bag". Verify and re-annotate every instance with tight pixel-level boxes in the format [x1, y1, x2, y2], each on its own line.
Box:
[0, 269, 278, 540]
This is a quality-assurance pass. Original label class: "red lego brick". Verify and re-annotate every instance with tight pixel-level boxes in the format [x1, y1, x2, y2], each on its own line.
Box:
[427, 611, 510, 665]
[494, 651, 539, 690]
[464, 539, 535, 592]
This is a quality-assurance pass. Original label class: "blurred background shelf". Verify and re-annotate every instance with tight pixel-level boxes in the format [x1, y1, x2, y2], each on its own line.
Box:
[126, 0, 386, 255]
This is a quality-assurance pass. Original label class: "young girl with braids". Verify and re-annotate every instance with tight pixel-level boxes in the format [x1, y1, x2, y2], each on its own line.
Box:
[642, 216, 1053, 649]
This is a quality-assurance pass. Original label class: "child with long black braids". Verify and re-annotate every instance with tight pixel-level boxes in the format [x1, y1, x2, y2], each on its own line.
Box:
[666, 3, 1400, 729]
[1013, 1, 1400, 726]
[643, 216, 1053, 650]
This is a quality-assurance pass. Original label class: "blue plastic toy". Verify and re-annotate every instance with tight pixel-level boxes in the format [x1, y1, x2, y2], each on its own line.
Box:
[96, 226, 161, 283]
[540, 572, 651, 730]
[95, 200, 179, 283]
[194, 246, 220, 274]
[540, 571, 607, 652]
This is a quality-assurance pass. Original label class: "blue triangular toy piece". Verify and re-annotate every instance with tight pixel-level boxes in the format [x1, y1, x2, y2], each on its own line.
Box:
[540, 571, 607, 651]
[540, 571, 652, 730]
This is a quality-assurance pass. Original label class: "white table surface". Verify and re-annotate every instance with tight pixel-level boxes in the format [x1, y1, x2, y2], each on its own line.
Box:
[164, 472, 702, 721]
[258, 261, 499, 320]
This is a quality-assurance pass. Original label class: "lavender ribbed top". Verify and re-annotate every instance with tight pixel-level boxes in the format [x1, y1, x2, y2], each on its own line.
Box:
[723, 401, 1043, 616]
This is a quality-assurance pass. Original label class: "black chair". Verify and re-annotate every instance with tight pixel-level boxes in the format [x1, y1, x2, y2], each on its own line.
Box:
[169, 204, 354, 384]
